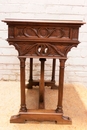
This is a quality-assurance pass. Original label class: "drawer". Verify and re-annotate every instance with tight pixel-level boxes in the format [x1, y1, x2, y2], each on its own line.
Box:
[8, 25, 79, 42]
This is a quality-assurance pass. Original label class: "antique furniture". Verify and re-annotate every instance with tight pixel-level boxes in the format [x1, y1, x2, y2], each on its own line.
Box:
[2, 19, 85, 124]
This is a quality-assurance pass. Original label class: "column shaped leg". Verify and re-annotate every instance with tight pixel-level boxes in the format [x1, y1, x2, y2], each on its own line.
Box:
[51, 59, 56, 82]
[29, 58, 33, 82]
[27, 58, 33, 89]
[19, 58, 27, 112]
[51, 59, 58, 89]
[39, 58, 46, 109]
[56, 59, 66, 113]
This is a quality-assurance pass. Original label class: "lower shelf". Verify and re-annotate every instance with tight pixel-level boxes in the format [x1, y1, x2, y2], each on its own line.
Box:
[10, 109, 72, 124]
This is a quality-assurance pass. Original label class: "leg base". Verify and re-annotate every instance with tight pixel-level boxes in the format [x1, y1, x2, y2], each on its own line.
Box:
[10, 115, 26, 123]
[55, 116, 72, 124]
[10, 109, 72, 124]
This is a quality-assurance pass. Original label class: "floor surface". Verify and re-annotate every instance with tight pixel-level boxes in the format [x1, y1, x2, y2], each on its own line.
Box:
[0, 81, 87, 130]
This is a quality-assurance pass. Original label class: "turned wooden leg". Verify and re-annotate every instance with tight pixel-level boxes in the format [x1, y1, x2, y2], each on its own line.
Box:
[55, 59, 72, 124]
[51, 59, 58, 89]
[39, 58, 46, 109]
[51, 59, 56, 82]
[27, 58, 33, 89]
[56, 59, 66, 113]
[30, 58, 33, 82]
[19, 58, 27, 112]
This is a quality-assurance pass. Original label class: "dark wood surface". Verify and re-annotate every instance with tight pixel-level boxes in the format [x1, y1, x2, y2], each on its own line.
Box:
[3, 19, 85, 124]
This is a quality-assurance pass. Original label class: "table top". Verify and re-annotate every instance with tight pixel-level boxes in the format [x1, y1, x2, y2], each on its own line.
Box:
[2, 18, 85, 25]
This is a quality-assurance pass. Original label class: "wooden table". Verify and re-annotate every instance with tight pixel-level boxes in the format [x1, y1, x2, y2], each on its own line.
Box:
[2, 19, 85, 124]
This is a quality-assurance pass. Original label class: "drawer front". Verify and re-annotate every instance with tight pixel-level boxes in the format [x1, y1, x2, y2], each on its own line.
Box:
[8, 25, 79, 41]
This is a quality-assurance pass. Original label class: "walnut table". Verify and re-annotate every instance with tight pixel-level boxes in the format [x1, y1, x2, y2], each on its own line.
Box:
[2, 19, 85, 124]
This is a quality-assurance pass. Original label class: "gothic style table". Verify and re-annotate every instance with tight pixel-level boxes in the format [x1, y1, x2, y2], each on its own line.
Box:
[3, 19, 85, 124]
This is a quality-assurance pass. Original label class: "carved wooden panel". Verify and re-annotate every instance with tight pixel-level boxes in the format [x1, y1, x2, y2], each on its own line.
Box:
[10, 42, 76, 58]
[9, 26, 72, 40]
[8, 26, 80, 43]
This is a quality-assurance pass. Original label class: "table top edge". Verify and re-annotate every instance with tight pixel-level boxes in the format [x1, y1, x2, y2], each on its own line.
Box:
[2, 18, 86, 24]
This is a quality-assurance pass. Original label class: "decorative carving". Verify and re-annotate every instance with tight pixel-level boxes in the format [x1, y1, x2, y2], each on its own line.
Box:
[15, 27, 70, 39]
[49, 28, 64, 38]
[9, 41, 79, 58]
[38, 28, 49, 38]
[36, 43, 49, 55]
[12, 42, 66, 57]
[16, 28, 24, 37]
[56, 43, 79, 57]
[64, 44, 78, 55]
[35, 43, 64, 56]
[24, 27, 38, 38]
